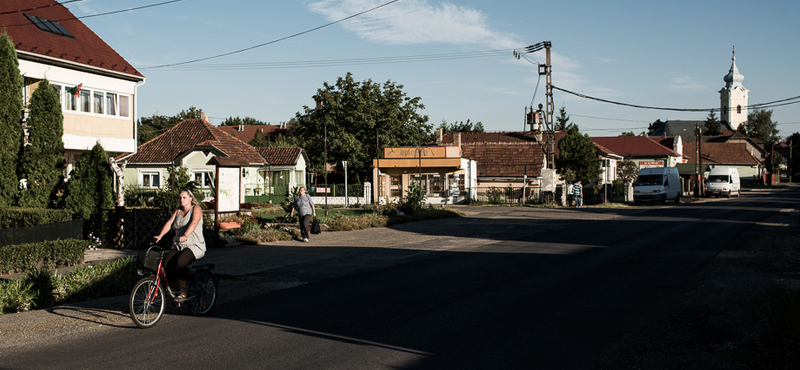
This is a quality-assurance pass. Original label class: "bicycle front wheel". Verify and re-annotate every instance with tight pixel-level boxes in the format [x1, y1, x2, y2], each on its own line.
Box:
[129, 277, 166, 328]
[189, 269, 218, 316]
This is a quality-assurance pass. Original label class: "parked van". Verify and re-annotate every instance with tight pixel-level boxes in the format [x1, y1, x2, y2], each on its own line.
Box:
[633, 167, 681, 204]
[705, 167, 741, 198]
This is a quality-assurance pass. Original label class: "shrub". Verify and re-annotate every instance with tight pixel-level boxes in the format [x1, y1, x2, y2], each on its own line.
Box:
[0, 207, 74, 229]
[0, 279, 35, 314]
[238, 226, 295, 244]
[0, 239, 88, 274]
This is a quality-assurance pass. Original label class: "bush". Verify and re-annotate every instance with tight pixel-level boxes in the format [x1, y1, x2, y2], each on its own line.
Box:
[0, 257, 138, 314]
[0, 239, 88, 274]
[0, 279, 35, 314]
[0, 207, 74, 229]
[238, 226, 295, 244]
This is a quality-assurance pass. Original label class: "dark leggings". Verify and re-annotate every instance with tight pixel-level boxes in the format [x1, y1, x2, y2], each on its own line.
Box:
[299, 214, 312, 239]
[164, 248, 196, 282]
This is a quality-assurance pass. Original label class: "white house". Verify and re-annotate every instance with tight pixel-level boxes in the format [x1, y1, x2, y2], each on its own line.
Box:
[3, 0, 145, 175]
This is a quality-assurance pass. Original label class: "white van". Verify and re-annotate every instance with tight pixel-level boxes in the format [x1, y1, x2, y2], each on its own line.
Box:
[633, 167, 681, 204]
[705, 167, 741, 198]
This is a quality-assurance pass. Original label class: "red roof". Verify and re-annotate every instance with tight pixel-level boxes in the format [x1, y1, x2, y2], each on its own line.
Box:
[591, 136, 681, 157]
[2, 0, 143, 79]
[121, 119, 265, 165]
[256, 147, 305, 166]
[217, 125, 292, 143]
[682, 142, 761, 166]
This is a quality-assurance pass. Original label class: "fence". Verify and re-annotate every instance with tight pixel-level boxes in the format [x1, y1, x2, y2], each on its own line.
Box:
[98, 208, 173, 250]
[308, 183, 364, 197]
[0, 219, 84, 247]
[470, 185, 544, 205]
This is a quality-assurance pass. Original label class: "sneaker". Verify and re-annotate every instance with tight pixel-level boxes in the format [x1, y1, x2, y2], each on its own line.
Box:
[303, 238, 309, 242]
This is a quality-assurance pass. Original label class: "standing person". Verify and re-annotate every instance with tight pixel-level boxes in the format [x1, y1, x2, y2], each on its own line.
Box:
[573, 180, 583, 208]
[566, 182, 574, 207]
[289, 186, 316, 242]
[154, 189, 206, 302]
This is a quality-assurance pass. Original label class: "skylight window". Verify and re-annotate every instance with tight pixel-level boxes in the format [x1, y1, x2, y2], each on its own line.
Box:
[24, 14, 73, 38]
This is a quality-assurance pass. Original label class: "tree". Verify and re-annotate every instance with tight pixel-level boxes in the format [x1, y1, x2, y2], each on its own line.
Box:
[291, 72, 431, 183]
[555, 106, 574, 131]
[18, 79, 65, 208]
[64, 143, 114, 232]
[616, 160, 638, 202]
[647, 119, 665, 136]
[221, 116, 267, 126]
[137, 106, 205, 145]
[737, 108, 780, 145]
[0, 33, 24, 206]
[620, 131, 636, 137]
[787, 133, 800, 182]
[703, 111, 722, 136]
[556, 125, 601, 184]
[438, 119, 484, 133]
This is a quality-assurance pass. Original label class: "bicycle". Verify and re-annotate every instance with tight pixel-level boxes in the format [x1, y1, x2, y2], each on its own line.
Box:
[128, 240, 218, 329]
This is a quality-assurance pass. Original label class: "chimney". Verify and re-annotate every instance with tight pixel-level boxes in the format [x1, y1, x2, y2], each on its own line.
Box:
[201, 113, 209, 122]
[455, 132, 461, 150]
[436, 128, 443, 145]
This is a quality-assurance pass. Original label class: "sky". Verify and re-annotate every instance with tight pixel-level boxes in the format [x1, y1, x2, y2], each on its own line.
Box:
[65, 0, 800, 138]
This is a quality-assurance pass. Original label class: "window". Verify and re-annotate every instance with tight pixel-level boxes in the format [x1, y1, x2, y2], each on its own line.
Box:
[106, 93, 117, 116]
[119, 95, 130, 117]
[390, 175, 402, 197]
[141, 172, 160, 188]
[80, 90, 90, 112]
[737, 105, 742, 114]
[193, 171, 214, 188]
[24, 14, 74, 38]
[93, 91, 104, 114]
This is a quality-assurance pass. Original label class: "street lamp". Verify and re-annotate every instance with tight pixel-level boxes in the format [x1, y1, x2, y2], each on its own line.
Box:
[317, 98, 328, 216]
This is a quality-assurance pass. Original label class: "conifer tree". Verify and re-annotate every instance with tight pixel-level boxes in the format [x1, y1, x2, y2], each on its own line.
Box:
[0, 33, 24, 206]
[556, 125, 601, 184]
[64, 144, 114, 230]
[19, 79, 65, 207]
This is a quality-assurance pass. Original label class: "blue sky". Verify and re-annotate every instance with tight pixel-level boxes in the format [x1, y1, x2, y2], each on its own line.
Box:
[67, 0, 800, 137]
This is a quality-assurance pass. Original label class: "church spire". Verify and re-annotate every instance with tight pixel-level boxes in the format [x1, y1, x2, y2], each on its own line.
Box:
[723, 46, 744, 88]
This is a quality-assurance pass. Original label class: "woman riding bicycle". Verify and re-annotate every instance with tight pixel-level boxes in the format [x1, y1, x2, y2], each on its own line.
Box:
[154, 189, 206, 303]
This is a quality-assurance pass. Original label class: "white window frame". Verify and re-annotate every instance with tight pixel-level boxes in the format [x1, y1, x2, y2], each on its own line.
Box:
[193, 170, 214, 188]
[141, 171, 161, 189]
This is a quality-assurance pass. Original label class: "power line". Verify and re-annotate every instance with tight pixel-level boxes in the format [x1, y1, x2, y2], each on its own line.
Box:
[0, 0, 85, 15]
[142, 0, 406, 69]
[142, 49, 514, 71]
[2, 0, 189, 25]
[554, 85, 800, 112]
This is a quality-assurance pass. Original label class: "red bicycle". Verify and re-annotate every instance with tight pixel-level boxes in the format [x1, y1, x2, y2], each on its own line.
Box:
[128, 241, 218, 329]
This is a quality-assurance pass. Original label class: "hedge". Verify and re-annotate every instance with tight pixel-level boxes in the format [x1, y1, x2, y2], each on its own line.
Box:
[0, 207, 74, 229]
[0, 239, 88, 274]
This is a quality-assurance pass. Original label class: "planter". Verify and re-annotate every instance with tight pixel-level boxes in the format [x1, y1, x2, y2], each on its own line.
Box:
[219, 222, 240, 229]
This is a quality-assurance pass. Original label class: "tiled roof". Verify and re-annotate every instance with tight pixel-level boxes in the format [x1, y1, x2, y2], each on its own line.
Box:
[217, 125, 292, 143]
[682, 142, 762, 166]
[442, 131, 540, 144]
[2, 0, 143, 79]
[460, 142, 545, 178]
[591, 136, 681, 157]
[121, 119, 265, 165]
[256, 147, 304, 166]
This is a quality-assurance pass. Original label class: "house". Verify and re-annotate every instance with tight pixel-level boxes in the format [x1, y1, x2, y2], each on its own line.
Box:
[254, 147, 309, 204]
[591, 136, 685, 169]
[3, 0, 145, 174]
[681, 142, 763, 187]
[116, 116, 263, 203]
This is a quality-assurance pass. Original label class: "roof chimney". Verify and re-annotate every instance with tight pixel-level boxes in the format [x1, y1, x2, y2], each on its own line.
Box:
[455, 132, 461, 150]
[436, 128, 443, 145]
[201, 113, 209, 122]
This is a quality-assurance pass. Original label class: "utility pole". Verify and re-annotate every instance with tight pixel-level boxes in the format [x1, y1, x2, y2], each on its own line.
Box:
[515, 41, 554, 168]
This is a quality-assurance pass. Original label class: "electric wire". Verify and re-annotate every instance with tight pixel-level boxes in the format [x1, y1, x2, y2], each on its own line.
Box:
[2, 0, 189, 25]
[554, 85, 800, 113]
[142, 0, 406, 69]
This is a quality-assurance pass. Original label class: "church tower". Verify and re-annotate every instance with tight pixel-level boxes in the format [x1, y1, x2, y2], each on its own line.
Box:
[719, 48, 749, 130]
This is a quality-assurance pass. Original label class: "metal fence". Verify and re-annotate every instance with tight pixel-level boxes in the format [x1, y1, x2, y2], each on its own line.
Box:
[470, 185, 545, 205]
[308, 183, 364, 197]
[98, 208, 173, 250]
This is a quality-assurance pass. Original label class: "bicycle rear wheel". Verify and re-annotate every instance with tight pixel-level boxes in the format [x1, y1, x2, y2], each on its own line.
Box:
[189, 269, 218, 316]
[129, 277, 166, 328]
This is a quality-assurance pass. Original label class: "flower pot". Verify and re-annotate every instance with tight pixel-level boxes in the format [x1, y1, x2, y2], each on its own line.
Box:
[219, 222, 240, 229]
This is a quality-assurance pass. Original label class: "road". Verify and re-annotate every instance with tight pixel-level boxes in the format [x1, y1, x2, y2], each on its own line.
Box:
[1, 188, 797, 369]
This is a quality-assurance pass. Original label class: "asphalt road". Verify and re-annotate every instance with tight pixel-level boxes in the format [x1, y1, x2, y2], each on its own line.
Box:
[1, 188, 797, 369]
